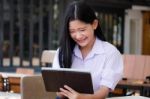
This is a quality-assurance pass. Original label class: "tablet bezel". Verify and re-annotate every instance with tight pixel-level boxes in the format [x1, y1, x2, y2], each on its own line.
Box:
[41, 67, 94, 94]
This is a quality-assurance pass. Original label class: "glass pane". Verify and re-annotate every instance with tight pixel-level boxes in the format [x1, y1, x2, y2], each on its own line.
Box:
[3, 0, 10, 67]
[96, 11, 123, 53]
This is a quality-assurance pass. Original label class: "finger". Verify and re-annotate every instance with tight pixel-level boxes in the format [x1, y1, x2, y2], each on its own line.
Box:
[64, 85, 76, 93]
[59, 88, 72, 98]
[56, 92, 59, 95]
[59, 91, 73, 99]
[59, 91, 68, 98]
[60, 88, 70, 95]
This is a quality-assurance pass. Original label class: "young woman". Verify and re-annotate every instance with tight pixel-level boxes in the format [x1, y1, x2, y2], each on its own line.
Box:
[52, 1, 123, 99]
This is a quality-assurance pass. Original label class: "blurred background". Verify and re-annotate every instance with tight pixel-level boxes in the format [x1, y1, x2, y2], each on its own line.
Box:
[0, 0, 150, 72]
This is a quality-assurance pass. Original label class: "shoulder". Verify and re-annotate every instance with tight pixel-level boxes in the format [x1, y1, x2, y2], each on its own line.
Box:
[97, 40, 121, 60]
[93, 38, 121, 56]
[100, 41, 120, 54]
[104, 42, 118, 52]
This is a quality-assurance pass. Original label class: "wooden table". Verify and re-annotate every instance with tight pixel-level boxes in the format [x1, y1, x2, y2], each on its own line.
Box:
[142, 83, 150, 97]
[0, 92, 21, 99]
[108, 96, 150, 99]
[0, 72, 28, 93]
[116, 79, 150, 97]
[0, 92, 149, 99]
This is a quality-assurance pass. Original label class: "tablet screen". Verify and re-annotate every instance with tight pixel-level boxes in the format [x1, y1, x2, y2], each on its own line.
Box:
[41, 67, 94, 94]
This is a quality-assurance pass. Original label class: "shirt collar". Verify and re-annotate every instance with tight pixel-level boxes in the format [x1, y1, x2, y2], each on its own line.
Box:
[73, 37, 105, 59]
[74, 45, 82, 59]
[92, 37, 105, 54]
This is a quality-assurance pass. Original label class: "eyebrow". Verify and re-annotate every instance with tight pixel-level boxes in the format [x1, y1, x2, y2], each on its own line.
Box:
[69, 26, 87, 31]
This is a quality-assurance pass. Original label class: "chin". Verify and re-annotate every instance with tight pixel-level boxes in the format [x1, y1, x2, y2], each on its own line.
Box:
[78, 43, 87, 48]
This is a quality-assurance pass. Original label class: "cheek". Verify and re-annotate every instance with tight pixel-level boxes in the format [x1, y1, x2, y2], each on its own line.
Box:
[70, 34, 75, 39]
[86, 28, 95, 36]
[86, 30, 94, 37]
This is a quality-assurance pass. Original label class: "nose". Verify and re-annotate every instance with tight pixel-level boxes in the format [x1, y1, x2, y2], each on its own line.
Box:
[75, 32, 83, 39]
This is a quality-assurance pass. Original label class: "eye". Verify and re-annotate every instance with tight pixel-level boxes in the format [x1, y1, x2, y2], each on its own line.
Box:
[79, 29, 86, 32]
[70, 30, 75, 34]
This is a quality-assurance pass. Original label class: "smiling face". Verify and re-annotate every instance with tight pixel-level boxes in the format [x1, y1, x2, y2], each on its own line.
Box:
[69, 20, 98, 49]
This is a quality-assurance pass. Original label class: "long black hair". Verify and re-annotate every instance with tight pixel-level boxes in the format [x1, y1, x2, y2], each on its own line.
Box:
[59, 1, 105, 68]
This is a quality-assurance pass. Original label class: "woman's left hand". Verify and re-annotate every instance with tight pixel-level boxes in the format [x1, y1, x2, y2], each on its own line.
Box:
[59, 85, 81, 99]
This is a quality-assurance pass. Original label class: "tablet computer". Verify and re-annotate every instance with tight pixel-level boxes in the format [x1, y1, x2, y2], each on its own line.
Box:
[41, 67, 94, 94]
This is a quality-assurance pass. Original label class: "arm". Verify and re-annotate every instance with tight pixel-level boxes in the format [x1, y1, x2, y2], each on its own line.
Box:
[58, 85, 109, 99]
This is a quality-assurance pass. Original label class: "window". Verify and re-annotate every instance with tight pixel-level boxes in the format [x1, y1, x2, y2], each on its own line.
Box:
[0, 0, 64, 69]
[0, 0, 124, 71]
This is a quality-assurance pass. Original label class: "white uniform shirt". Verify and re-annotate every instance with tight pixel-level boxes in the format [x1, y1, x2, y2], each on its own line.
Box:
[52, 38, 123, 92]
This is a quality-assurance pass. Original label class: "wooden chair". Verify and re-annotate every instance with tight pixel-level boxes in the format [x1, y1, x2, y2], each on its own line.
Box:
[123, 54, 136, 79]
[132, 55, 146, 80]
[111, 54, 146, 96]
[123, 54, 149, 80]
[21, 75, 56, 99]
[41, 50, 56, 66]
[112, 54, 150, 97]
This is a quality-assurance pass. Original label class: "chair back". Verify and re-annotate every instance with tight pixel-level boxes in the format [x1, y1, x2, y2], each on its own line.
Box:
[21, 75, 56, 99]
[41, 50, 56, 64]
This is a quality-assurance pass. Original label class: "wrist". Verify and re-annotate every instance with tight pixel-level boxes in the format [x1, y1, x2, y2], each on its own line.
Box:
[78, 93, 93, 99]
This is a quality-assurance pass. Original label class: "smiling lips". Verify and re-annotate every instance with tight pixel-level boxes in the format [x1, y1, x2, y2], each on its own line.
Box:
[76, 37, 87, 44]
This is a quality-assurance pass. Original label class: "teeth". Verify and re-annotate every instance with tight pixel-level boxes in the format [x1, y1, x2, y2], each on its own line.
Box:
[79, 39, 84, 42]
[76, 38, 86, 43]
[79, 39, 85, 43]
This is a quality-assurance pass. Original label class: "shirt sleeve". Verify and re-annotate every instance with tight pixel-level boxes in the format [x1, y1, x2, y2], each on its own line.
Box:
[100, 49, 123, 90]
[52, 48, 60, 68]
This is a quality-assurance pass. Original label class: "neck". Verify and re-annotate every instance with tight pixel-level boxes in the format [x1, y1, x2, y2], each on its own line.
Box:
[80, 37, 96, 59]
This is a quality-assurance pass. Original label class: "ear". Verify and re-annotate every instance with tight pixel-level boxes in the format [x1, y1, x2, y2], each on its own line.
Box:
[92, 19, 98, 30]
